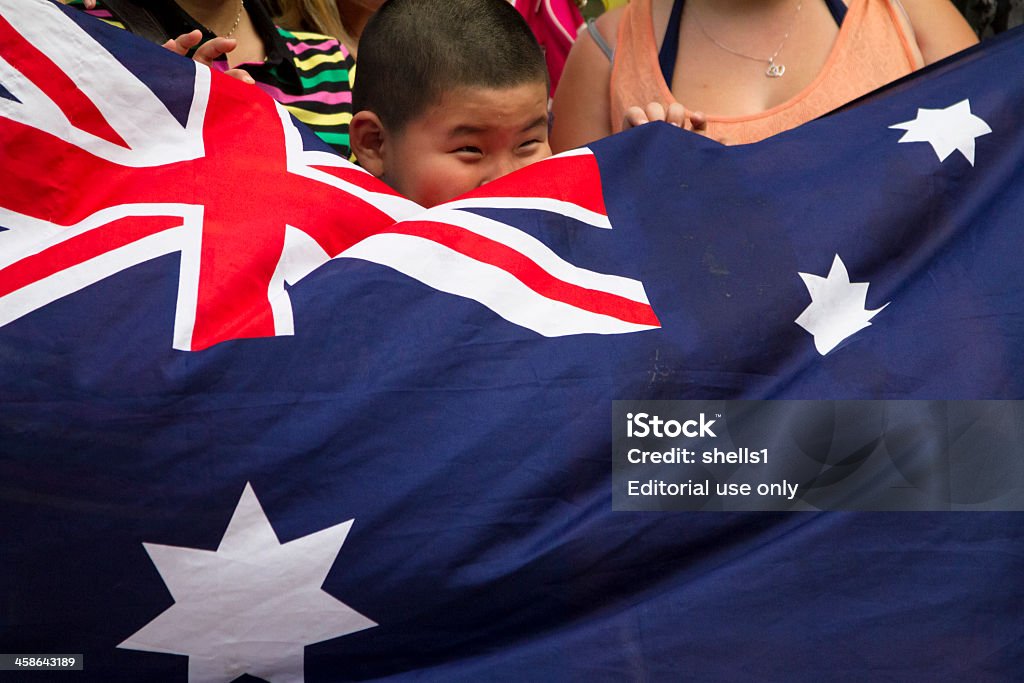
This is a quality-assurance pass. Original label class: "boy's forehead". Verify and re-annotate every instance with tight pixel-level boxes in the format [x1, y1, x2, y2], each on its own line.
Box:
[420, 81, 549, 132]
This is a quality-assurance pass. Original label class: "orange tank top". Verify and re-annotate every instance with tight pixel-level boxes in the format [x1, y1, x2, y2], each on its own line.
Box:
[610, 0, 924, 144]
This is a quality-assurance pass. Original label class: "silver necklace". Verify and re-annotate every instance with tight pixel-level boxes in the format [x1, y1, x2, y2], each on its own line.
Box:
[691, 0, 803, 78]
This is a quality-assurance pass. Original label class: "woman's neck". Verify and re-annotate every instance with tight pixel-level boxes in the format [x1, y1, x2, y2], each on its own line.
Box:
[174, 0, 266, 66]
[174, 0, 244, 37]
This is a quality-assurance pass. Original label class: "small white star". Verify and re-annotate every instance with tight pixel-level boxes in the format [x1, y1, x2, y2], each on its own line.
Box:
[119, 483, 377, 683]
[889, 99, 991, 166]
[795, 254, 889, 356]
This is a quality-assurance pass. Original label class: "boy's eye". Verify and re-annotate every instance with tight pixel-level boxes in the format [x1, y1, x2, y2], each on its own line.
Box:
[454, 146, 482, 155]
[518, 139, 548, 154]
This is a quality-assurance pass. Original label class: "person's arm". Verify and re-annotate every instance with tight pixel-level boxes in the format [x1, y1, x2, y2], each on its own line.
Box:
[549, 11, 621, 153]
[551, 9, 705, 152]
[899, 0, 978, 65]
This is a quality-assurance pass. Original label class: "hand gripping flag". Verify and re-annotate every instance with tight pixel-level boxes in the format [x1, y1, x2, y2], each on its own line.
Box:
[2, 2, 1024, 681]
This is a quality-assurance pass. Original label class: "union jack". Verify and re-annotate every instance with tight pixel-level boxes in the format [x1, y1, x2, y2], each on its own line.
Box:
[0, 0, 659, 351]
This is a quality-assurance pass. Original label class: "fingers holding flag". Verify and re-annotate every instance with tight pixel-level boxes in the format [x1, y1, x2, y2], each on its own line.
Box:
[161, 30, 256, 85]
[622, 101, 707, 134]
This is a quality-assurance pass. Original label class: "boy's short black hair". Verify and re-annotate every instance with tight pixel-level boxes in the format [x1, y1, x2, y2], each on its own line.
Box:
[352, 0, 549, 132]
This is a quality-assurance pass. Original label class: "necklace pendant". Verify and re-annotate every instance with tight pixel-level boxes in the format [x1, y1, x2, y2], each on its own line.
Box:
[765, 61, 786, 78]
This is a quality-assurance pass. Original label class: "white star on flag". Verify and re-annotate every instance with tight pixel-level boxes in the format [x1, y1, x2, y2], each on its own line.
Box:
[889, 99, 992, 165]
[119, 483, 377, 683]
[795, 254, 889, 356]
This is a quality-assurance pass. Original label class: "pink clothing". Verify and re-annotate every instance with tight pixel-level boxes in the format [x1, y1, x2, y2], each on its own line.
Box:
[516, 0, 585, 95]
[610, 0, 925, 144]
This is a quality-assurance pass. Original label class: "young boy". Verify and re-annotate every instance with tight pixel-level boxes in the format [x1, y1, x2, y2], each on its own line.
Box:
[349, 0, 553, 208]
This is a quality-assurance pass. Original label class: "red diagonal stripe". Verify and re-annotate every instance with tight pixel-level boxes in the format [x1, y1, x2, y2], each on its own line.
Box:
[0, 14, 127, 147]
[280, 187, 400, 258]
[458, 153, 608, 217]
[389, 220, 659, 327]
[312, 164, 403, 197]
[0, 118, 163, 223]
[0, 215, 183, 298]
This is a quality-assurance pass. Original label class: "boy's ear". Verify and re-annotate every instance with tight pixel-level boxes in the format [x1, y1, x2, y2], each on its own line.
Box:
[349, 111, 387, 178]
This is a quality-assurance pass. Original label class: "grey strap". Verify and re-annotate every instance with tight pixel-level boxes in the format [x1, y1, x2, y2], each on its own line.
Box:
[586, 18, 614, 62]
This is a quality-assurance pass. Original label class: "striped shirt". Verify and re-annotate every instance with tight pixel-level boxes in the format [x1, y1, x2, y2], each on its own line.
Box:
[65, 0, 355, 157]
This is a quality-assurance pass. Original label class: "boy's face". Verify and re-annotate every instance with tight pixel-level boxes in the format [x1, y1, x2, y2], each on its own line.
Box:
[379, 82, 551, 208]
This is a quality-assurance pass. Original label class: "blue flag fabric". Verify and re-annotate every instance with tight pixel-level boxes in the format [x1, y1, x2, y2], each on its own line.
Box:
[2, 2, 1024, 680]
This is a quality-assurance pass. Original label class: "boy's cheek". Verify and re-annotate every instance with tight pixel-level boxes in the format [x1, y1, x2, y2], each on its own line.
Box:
[404, 176, 455, 208]
[384, 162, 444, 207]
[411, 164, 478, 208]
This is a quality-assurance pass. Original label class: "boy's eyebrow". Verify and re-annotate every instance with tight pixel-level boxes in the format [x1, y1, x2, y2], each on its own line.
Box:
[447, 116, 549, 138]
[520, 115, 549, 132]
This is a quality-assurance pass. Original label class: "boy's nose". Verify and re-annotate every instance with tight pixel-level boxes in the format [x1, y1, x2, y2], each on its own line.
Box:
[479, 155, 520, 186]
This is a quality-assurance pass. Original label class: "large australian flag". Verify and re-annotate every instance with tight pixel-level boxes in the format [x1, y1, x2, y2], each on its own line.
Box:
[1, 1, 1023, 681]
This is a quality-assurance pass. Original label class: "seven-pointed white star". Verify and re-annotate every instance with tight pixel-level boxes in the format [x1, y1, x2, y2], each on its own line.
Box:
[889, 99, 991, 165]
[795, 254, 889, 355]
[119, 483, 377, 683]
